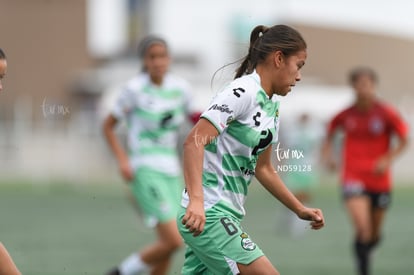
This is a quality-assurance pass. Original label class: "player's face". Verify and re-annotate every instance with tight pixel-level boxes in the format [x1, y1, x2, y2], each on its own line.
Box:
[353, 74, 376, 101]
[273, 50, 306, 96]
[0, 59, 7, 92]
[143, 43, 170, 82]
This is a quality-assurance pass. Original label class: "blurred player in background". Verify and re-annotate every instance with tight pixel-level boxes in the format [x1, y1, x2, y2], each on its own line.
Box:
[279, 113, 321, 237]
[103, 36, 200, 275]
[0, 48, 21, 275]
[322, 67, 409, 275]
[178, 24, 324, 275]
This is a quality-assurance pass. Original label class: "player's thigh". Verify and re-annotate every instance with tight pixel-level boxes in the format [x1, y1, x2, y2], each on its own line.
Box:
[237, 255, 279, 275]
[344, 195, 372, 240]
[370, 192, 391, 240]
[178, 209, 265, 275]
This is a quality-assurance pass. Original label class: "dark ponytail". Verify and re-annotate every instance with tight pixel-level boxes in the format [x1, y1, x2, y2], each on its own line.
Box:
[234, 24, 306, 79]
[234, 25, 269, 79]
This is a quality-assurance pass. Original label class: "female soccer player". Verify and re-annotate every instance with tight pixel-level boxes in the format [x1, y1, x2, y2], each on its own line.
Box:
[0, 48, 21, 275]
[178, 25, 325, 275]
[322, 67, 409, 275]
[103, 36, 200, 275]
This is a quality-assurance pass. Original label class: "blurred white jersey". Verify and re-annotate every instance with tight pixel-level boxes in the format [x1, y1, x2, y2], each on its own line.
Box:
[111, 73, 193, 175]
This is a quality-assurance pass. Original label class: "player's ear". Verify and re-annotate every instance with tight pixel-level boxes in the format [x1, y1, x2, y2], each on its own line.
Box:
[273, 51, 283, 68]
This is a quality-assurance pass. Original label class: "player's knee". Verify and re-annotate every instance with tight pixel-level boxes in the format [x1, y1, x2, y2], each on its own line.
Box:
[356, 228, 372, 243]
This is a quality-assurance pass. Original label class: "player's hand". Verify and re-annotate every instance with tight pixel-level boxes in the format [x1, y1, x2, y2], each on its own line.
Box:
[374, 155, 391, 175]
[297, 207, 325, 230]
[182, 200, 205, 237]
[119, 159, 134, 182]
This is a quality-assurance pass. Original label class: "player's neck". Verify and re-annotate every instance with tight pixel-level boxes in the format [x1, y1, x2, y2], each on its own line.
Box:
[255, 65, 273, 98]
[355, 98, 375, 111]
[150, 75, 164, 86]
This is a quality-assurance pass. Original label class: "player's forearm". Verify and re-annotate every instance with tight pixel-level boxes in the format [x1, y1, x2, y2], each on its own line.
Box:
[321, 137, 333, 162]
[256, 165, 304, 215]
[183, 136, 204, 202]
[103, 119, 129, 164]
[387, 136, 408, 160]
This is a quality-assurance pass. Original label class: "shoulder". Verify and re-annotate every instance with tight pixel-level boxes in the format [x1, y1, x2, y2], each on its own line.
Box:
[328, 105, 354, 129]
[220, 73, 261, 100]
[375, 101, 399, 116]
[335, 105, 355, 118]
[231, 73, 260, 93]
[123, 74, 149, 93]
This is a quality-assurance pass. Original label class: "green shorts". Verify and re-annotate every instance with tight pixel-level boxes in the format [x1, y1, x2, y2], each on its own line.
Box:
[177, 207, 264, 275]
[131, 167, 182, 227]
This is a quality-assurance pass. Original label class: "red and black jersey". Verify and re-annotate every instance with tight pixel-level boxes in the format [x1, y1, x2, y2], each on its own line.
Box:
[327, 101, 409, 192]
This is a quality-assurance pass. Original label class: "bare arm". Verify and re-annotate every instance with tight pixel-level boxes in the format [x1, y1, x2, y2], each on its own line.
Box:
[375, 135, 409, 174]
[181, 118, 219, 236]
[255, 146, 325, 229]
[102, 114, 133, 181]
[387, 135, 408, 160]
[321, 134, 337, 171]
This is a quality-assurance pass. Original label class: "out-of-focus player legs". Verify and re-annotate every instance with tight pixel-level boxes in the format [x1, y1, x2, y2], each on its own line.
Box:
[150, 258, 170, 275]
[107, 219, 182, 275]
[345, 195, 372, 275]
[370, 204, 387, 249]
[140, 220, 182, 268]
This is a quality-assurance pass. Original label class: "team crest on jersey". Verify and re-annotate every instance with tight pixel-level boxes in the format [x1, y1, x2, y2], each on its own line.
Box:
[240, 232, 256, 251]
[275, 108, 279, 118]
[369, 117, 384, 135]
[226, 115, 234, 125]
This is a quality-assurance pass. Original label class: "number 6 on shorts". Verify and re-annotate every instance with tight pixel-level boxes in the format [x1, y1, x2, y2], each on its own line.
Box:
[220, 217, 238, 236]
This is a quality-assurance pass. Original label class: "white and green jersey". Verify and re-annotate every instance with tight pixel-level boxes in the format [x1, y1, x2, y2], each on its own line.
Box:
[181, 71, 280, 220]
[111, 73, 193, 176]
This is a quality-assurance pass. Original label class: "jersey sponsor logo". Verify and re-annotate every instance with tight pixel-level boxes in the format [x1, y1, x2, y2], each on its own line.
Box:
[208, 104, 234, 114]
[240, 166, 255, 176]
[240, 232, 256, 251]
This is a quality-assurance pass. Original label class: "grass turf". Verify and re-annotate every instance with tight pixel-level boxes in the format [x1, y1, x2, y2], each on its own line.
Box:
[0, 180, 413, 275]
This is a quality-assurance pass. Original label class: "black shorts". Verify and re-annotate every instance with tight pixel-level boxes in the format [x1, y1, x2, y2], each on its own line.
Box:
[342, 181, 391, 209]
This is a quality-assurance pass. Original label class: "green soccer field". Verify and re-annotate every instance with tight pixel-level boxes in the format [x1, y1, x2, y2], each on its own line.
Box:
[1, 179, 413, 275]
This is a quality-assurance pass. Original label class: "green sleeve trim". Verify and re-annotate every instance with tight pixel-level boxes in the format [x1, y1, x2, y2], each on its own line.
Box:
[200, 115, 222, 134]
